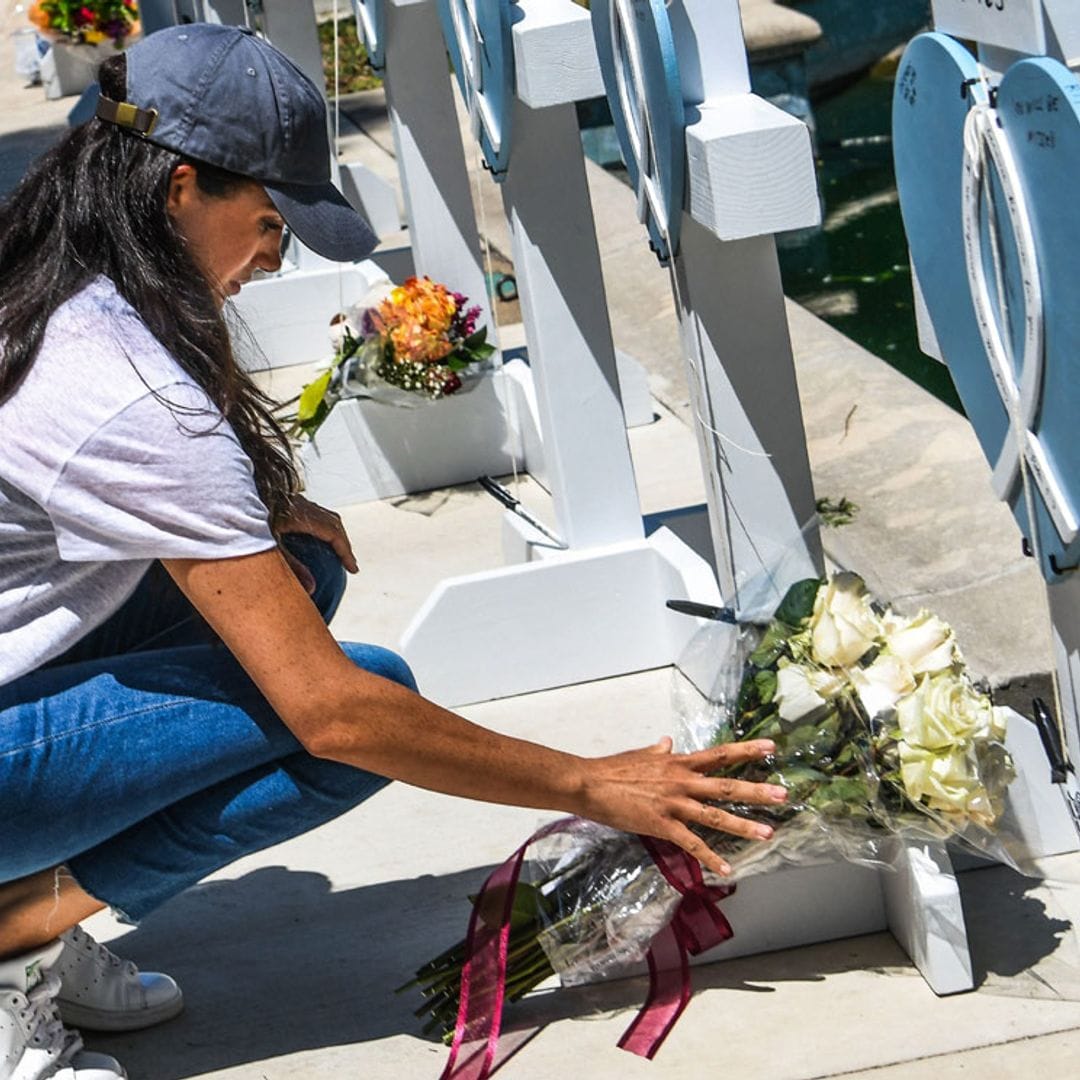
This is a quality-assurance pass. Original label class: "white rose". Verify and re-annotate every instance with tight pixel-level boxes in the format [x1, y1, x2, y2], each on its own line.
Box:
[851, 653, 916, 718]
[809, 572, 882, 669]
[899, 742, 984, 816]
[343, 279, 397, 337]
[775, 660, 845, 722]
[895, 673, 1000, 750]
[328, 313, 350, 353]
[882, 610, 958, 675]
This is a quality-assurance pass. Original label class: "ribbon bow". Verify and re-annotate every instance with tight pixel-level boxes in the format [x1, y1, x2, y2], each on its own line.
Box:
[618, 836, 735, 1059]
[440, 821, 736, 1079]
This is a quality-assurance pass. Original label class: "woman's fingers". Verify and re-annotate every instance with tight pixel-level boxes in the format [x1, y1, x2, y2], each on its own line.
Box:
[663, 823, 733, 877]
[679, 797, 776, 841]
[279, 495, 359, 573]
[687, 774, 788, 808]
[680, 739, 776, 771]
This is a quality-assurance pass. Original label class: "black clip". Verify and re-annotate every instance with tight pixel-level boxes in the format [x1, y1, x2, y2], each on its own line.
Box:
[1032, 697, 1073, 784]
[666, 600, 738, 624]
[960, 77, 980, 100]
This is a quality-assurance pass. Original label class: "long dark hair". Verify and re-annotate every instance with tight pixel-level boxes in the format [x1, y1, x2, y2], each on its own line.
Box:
[0, 53, 298, 525]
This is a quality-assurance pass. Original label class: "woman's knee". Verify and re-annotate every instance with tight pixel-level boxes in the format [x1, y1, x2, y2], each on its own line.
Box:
[340, 642, 418, 693]
[281, 534, 346, 624]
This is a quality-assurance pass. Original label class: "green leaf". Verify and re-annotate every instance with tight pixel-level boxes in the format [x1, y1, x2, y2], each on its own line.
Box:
[754, 669, 778, 704]
[463, 327, 489, 349]
[749, 621, 794, 668]
[297, 370, 333, 423]
[774, 578, 824, 627]
[296, 400, 330, 439]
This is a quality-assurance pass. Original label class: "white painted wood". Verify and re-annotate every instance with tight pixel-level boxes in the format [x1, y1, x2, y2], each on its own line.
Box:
[258, 0, 327, 96]
[998, 706, 1080, 858]
[672, 218, 822, 613]
[932, 0, 1047, 56]
[401, 530, 721, 706]
[1049, 574, 1080, 812]
[686, 95, 821, 243]
[299, 367, 526, 507]
[670, 0, 752, 102]
[1044, 0, 1080, 68]
[339, 162, 402, 240]
[512, 0, 604, 109]
[911, 259, 945, 364]
[614, 349, 657, 428]
[501, 98, 644, 549]
[230, 261, 389, 369]
[41, 42, 106, 101]
[882, 839, 973, 996]
[691, 861, 886, 965]
[383, 0, 495, 338]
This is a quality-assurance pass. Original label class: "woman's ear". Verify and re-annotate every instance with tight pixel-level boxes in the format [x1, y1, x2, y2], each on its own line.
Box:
[166, 163, 199, 218]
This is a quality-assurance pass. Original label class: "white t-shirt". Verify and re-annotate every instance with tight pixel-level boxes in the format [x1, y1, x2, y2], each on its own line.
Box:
[0, 276, 277, 684]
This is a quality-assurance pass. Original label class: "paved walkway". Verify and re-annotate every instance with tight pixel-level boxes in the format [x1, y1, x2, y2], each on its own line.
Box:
[3, 9, 1078, 1076]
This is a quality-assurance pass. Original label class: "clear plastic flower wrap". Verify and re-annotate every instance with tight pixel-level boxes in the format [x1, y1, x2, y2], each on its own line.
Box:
[405, 571, 1021, 1031]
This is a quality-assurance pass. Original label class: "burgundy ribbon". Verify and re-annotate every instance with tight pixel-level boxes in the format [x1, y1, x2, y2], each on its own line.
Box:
[616, 837, 735, 1059]
[439, 822, 735, 1080]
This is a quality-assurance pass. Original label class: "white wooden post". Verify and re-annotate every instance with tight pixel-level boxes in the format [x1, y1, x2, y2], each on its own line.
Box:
[399, 0, 723, 704]
[664, 0, 823, 613]
[381, 0, 493, 338]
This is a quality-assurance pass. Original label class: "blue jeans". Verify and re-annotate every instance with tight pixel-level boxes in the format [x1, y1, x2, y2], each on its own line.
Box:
[0, 535, 416, 923]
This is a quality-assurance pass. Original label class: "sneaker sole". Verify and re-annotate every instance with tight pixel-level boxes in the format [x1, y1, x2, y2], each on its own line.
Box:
[59, 990, 185, 1032]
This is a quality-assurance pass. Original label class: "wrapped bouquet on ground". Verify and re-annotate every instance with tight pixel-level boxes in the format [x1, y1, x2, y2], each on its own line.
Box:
[286, 276, 495, 438]
[406, 572, 1019, 1071]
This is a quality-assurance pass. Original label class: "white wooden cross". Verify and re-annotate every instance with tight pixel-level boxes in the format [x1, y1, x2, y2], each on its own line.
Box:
[594, 0, 1058, 1000]
[399, 0, 723, 705]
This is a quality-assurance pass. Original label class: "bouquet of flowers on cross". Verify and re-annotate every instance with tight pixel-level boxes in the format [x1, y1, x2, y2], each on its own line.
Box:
[29, 0, 139, 46]
[286, 275, 495, 439]
[405, 570, 1018, 1044]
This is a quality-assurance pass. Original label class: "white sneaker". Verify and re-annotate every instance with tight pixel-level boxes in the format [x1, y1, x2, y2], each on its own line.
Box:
[54, 928, 183, 1033]
[0, 940, 126, 1080]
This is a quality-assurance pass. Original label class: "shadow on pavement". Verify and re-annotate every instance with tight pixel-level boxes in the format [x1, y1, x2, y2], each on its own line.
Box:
[82, 859, 1080, 1079]
[959, 863, 1078, 998]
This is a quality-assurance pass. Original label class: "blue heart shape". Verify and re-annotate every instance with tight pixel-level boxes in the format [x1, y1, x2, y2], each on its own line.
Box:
[894, 34, 1080, 581]
[351, 0, 386, 70]
[996, 58, 1080, 579]
[437, 0, 516, 179]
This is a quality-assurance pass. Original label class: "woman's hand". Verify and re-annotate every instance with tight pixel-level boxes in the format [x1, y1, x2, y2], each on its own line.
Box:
[575, 737, 787, 876]
[276, 494, 358, 591]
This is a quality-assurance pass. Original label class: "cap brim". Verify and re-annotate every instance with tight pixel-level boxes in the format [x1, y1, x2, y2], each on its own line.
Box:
[265, 179, 378, 263]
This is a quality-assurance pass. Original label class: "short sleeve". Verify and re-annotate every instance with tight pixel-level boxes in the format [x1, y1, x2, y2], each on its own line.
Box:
[47, 383, 277, 562]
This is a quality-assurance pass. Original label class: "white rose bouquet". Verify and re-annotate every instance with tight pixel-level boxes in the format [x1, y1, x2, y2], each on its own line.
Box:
[406, 573, 1017, 1041]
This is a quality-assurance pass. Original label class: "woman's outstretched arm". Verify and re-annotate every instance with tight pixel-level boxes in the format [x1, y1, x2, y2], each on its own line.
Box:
[163, 548, 786, 875]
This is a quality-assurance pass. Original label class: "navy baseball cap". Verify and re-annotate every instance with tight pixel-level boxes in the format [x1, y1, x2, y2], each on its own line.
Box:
[95, 23, 377, 262]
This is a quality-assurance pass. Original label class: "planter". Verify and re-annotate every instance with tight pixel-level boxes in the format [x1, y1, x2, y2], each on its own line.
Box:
[299, 365, 532, 507]
[40, 39, 117, 100]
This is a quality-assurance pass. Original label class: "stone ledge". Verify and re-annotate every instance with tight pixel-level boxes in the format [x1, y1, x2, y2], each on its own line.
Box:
[740, 0, 823, 58]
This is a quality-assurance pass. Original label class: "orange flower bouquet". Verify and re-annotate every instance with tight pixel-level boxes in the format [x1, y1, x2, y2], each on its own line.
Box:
[290, 276, 495, 438]
[29, 0, 140, 46]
